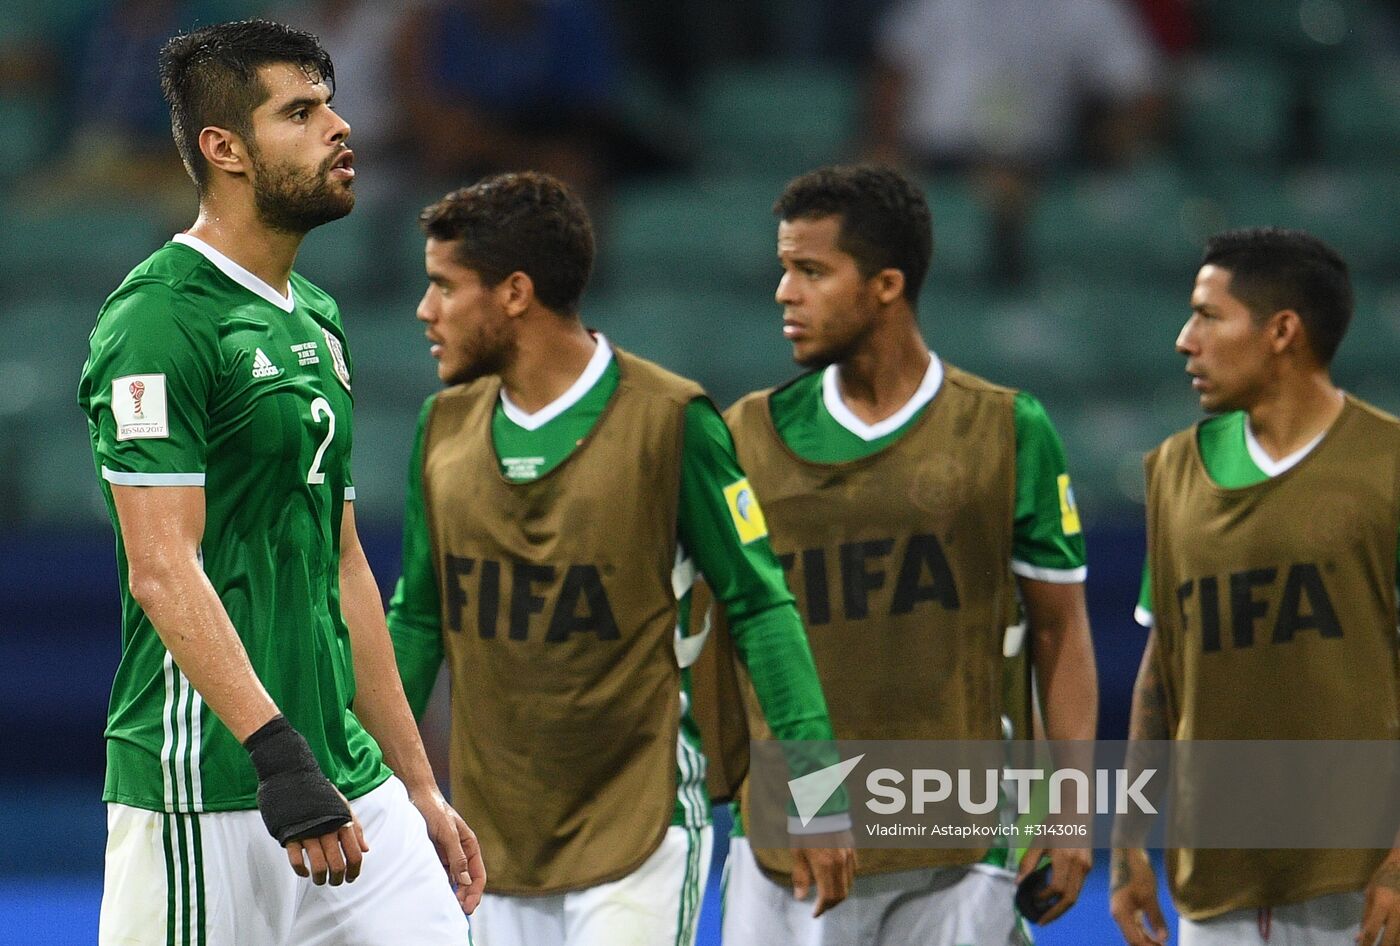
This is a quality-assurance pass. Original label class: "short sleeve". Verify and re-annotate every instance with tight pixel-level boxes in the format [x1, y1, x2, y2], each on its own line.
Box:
[1011, 392, 1088, 583]
[78, 283, 219, 487]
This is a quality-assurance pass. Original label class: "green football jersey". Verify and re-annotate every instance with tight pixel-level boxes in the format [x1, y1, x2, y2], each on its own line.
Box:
[389, 338, 839, 828]
[77, 235, 391, 813]
[1135, 410, 1400, 624]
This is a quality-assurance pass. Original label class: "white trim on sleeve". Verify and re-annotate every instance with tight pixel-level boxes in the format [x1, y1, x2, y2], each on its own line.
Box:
[102, 466, 206, 487]
[1010, 560, 1087, 584]
[344, 486, 356, 501]
[1134, 605, 1155, 628]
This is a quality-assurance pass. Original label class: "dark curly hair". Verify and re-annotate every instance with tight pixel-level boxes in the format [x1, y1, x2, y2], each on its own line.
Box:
[159, 19, 334, 192]
[774, 165, 933, 305]
[1202, 227, 1352, 365]
[419, 172, 596, 316]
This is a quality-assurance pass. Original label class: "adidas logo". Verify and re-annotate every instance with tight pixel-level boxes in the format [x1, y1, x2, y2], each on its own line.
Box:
[251, 348, 280, 379]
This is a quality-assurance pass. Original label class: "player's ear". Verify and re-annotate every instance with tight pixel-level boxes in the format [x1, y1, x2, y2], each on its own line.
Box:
[497, 271, 535, 318]
[198, 125, 250, 179]
[872, 268, 905, 306]
[1269, 308, 1304, 356]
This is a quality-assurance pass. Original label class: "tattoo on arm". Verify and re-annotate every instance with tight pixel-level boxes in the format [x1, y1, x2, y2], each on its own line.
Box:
[1110, 850, 1131, 892]
[1129, 631, 1170, 742]
[1116, 631, 1170, 854]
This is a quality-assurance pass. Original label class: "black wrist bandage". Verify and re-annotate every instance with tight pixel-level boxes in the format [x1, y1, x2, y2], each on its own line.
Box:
[244, 715, 351, 845]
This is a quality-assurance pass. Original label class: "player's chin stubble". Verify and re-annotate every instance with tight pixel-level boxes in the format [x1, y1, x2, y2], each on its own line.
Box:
[252, 152, 355, 235]
[444, 333, 517, 387]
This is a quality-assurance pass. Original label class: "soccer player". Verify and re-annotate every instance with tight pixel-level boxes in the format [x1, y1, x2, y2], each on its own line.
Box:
[717, 164, 1099, 945]
[387, 171, 856, 946]
[77, 21, 480, 945]
[1111, 228, 1400, 946]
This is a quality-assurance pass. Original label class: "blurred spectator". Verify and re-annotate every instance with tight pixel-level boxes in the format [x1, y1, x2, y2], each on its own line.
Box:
[0, 35, 53, 89]
[394, 0, 618, 204]
[73, 0, 176, 147]
[28, 0, 193, 216]
[1130, 0, 1199, 57]
[767, 0, 897, 64]
[608, 0, 706, 100]
[867, 0, 1164, 282]
[684, 0, 896, 65]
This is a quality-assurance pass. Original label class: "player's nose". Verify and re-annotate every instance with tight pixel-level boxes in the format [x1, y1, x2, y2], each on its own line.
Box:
[775, 271, 798, 305]
[329, 110, 350, 144]
[1175, 319, 1196, 356]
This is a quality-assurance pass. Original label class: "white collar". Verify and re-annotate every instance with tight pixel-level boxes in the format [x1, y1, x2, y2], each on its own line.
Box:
[500, 334, 613, 431]
[1243, 417, 1327, 477]
[172, 233, 295, 313]
[822, 353, 944, 442]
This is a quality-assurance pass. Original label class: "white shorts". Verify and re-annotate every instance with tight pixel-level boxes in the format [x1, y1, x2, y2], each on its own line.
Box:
[721, 837, 1030, 946]
[99, 775, 472, 946]
[469, 824, 712, 946]
[1180, 890, 1365, 946]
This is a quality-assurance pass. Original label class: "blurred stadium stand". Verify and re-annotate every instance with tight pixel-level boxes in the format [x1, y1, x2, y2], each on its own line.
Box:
[5, 0, 1400, 940]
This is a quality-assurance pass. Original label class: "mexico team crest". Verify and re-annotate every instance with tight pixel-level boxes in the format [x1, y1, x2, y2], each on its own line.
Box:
[322, 328, 351, 391]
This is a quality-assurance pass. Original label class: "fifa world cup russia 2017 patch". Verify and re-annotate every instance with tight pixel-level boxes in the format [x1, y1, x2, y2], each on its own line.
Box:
[724, 477, 769, 544]
[112, 374, 169, 440]
[322, 328, 351, 391]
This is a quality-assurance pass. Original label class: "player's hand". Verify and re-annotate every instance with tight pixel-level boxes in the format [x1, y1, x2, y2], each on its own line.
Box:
[244, 714, 360, 885]
[285, 795, 368, 886]
[1358, 854, 1400, 946]
[410, 787, 487, 914]
[1017, 845, 1091, 924]
[1109, 848, 1168, 945]
[791, 831, 856, 918]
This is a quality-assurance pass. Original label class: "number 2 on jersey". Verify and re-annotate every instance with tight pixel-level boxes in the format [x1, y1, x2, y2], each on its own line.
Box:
[307, 396, 336, 485]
